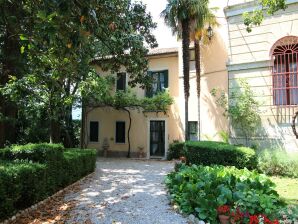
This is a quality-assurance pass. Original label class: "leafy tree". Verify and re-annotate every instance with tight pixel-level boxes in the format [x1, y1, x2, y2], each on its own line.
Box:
[161, 0, 208, 141]
[0, 0, 29, 146]
[80, 75, 173, 157]
[1, 0, 157, 147]
[243, 0, 287, 32]
[191, 6, 218, 141]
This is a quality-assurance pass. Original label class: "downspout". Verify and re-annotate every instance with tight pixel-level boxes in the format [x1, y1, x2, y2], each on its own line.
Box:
[225, 0, 233, 144]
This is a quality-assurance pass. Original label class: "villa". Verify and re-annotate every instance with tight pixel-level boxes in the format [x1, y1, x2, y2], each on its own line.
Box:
[82, 0, 298, 158]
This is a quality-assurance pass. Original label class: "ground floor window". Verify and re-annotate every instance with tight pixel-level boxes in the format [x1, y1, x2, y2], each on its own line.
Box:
[89, 121, 99, 142]
[271, 37, 298, 106]
[188, 121, 198, 141]
[116, 121, 125, 143]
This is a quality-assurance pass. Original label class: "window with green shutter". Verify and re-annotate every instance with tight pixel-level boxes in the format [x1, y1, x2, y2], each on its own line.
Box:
[115, 121, 125, 143]
[146, 70, 168, 97]
[89, 121, 99, 142]
[116, 72, 126, 91]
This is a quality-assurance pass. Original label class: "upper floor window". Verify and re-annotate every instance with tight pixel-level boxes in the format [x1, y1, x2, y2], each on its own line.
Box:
[271, 36, 298, 106]
[116, 72, 126, 91]
[146, 70, 168, 97]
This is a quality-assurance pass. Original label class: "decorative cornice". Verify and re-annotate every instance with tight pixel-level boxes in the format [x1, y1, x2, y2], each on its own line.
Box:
[227, 59, 270, 72]
[225, 0, 298, 18]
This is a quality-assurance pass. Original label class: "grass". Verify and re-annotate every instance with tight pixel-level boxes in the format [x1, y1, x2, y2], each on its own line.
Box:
[271, 176, 298, 205]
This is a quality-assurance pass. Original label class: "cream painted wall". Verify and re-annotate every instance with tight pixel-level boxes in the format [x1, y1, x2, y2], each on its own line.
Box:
[85, 0, 298, 154]
[85, 1, 232, 155]
[226, 1, 298, 151]
[86, 55, 186, 157]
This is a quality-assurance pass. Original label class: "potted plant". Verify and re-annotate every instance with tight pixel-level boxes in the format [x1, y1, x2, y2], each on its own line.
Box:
[217, 205, 232, 224]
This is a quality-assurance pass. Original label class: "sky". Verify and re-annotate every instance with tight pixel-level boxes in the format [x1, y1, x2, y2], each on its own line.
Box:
[140, 0, 178, 48]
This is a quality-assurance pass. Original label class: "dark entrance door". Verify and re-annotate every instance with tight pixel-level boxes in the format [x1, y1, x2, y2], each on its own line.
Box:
[150, 120, 165, 157]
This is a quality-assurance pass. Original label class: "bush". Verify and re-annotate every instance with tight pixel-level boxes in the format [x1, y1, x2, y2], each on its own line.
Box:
[0, 144, 97, 221]
[0, 147, 13, 160]
[0, 161, 47, 219]
[185, 141, 257, 169]
[62, 149, 97, 185]
[166, 165, 283, 223]
[167, 142, 185, 160]
[10, 143, 64, 162]
[257, 149, 298, 178]
[9, 143, 64, 194]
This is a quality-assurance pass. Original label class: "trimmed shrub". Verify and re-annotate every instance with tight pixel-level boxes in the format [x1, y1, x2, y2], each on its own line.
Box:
[184, 141, 257, 169]
[0, 147, 13, 160]
[62, 149, 97, 185]
[257, 149, 298, 178]
[0, 144, 97, 221]
[10, 143, 64, 162]
[166, 164, 283, 223]
[167, 142, 185, 160]
[0, 161, 47, 220]
[10, 143, 64, 194]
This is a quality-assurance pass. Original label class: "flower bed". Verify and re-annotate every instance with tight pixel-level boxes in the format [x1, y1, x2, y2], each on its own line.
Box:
[166, 164, 283, 223]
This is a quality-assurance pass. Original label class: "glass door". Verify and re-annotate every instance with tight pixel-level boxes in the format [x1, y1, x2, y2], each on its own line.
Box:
[150, 121, 165, 157]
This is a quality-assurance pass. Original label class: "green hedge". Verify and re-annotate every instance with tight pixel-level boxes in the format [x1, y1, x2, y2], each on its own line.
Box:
[62, 149, 97, 186]
[167, 142, 185, 160]
[0, 144, 97, 221]
[0, 161, 47, 219]
[9, 143, 64, 162]
[11, 143, 64, 194]
[184, 141, 257, 169]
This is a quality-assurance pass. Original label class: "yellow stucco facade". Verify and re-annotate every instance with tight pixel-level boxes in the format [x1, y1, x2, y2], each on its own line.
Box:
[226, 0, 298, 151]
[84, 0, 298, 157]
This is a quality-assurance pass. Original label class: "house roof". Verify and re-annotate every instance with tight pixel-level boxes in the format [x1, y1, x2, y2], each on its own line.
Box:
[91, 47, 179, 64]
[148, 47, 178, 56]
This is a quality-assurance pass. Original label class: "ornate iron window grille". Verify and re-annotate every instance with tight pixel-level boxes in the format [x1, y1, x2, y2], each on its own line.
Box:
[271, 36, 298, 107]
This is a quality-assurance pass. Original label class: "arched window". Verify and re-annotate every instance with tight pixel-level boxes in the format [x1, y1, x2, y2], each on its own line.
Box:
[271, 36, 298, 106]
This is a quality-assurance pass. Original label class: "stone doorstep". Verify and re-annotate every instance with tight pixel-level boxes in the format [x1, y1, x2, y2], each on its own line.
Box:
[0, 172, 95, 224]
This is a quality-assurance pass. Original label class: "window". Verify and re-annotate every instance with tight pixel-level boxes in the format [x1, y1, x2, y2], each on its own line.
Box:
[116, 72, 126, 91]
[272, 37, 298, 106]
[89, 121, 99, 142]
[146, 70, 168, 97]
[116, 121, 125, 143]
[188, 121, 198, 141]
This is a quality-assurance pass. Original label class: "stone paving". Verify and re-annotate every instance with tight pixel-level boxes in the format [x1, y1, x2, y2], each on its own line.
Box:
[65, 158, 188, 224]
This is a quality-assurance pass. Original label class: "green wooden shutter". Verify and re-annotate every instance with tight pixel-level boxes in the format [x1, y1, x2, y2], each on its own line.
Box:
[164, 70, 168, 89]
[146, 71, 153, 97]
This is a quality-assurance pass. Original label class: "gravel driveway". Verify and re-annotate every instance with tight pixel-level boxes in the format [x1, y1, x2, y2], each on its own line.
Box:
[65, 158, 188, 224]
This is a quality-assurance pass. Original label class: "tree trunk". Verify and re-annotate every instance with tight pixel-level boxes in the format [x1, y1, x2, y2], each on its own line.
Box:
[194, 38, 201, 141]
[50, 107, 61, 144]
[63, 105, 75, 148]
[0, 21, 22, 147]
[124, 108, 132, 158]
[182, 19, 190, 141]
[80, 104, 86, 149]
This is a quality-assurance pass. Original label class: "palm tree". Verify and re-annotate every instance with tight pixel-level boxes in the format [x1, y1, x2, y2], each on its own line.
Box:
[161, 0, 208, 141]
[191, 8, 218, 140]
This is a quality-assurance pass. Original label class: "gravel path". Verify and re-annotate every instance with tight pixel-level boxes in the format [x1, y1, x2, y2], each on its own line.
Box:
[65, 158, 188, 224]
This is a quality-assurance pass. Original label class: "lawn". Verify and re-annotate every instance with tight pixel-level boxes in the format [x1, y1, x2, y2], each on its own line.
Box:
[271, 176, 298, 205]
